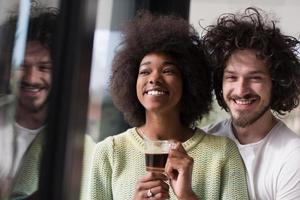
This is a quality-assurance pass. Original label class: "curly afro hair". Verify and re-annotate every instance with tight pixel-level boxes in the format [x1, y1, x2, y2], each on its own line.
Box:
[203, 7, 300, 115]
[110, 11, 213, 127]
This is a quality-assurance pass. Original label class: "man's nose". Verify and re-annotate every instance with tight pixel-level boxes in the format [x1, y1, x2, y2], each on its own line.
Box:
[23, 66, 39, 83]
[235, 78, 250, 96]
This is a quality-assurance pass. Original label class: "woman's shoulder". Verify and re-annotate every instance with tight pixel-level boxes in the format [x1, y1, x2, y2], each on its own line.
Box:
[95, 128, 129, 145]
[94, 127, 142, 152]
[195, 128, 238, 152]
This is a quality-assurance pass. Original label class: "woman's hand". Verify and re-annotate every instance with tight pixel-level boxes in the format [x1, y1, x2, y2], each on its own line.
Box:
[133, 172, 170, 200]
[165, 142, 199, 200]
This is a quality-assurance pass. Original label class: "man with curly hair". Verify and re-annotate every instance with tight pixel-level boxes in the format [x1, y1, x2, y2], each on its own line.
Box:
[88, 11, 249, 200]
[0, 6, 58, 198]
[203, 7, 300, 200]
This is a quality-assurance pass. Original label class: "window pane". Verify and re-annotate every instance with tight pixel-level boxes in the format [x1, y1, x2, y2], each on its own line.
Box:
[80, 0, 134, 198]
[0, 0, 59, 198]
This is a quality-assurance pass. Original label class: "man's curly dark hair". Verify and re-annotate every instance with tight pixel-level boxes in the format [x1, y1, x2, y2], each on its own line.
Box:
[0, 1, 58, 95]
[3, 1, 58, 50]
[202, 7, 300, 115]
[26, 6, 58, 50]
[110, 11, 213, 127]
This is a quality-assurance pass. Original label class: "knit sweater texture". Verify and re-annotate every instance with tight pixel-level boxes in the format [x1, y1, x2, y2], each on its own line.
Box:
[88, 128, 249, 200]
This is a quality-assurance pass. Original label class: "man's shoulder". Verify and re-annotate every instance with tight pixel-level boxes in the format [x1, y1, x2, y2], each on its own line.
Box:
[270, 120, 300, 149]
[201, 119, 232, 137]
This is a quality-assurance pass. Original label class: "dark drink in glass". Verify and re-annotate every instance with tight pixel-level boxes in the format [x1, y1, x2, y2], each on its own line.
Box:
[145, 153, 168, 172]
[144, 139, 171, 173]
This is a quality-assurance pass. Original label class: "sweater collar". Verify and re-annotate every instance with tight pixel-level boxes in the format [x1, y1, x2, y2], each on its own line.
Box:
[130, 127, 206, 152]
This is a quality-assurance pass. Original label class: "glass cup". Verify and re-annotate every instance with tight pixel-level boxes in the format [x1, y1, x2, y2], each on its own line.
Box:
[144, 139, 171, 173]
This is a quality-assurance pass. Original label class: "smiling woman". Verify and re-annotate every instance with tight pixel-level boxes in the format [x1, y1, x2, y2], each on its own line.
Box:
[88, 11, 249, 200]
[109, 11, 212, 128]
[136, 53, 182, 116]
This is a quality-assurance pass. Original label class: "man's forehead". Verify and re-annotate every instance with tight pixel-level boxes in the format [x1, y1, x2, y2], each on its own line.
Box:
[25, 41, 49, 53]
[224, 49, 269, 73]
[24, 41, 51, 62]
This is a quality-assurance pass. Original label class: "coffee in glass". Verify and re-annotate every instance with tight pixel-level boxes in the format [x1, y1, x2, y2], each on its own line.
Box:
[144, 139, 171, 173]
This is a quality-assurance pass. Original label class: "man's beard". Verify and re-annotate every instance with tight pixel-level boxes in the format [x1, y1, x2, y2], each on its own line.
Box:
[18, 96, 48, 113]
[230, 103, 270, 128]
[18, 80, 50, 113]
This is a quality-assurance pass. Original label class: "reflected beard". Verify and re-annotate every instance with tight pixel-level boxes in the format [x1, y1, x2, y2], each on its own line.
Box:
[231, 104, 270, 128]
[19, 96, 48, 113]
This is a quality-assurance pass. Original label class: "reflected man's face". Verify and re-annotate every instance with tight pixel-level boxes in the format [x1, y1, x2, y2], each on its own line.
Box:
[18, 41, 52, 112]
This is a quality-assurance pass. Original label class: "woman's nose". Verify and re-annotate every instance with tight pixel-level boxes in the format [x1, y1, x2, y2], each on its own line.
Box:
[149, 71, 161, 84]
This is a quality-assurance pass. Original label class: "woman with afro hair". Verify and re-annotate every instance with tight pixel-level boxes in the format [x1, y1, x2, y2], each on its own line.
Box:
[88, 11, 249, 200]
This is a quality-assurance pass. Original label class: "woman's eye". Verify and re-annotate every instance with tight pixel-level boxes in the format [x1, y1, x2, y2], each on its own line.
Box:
[163, 69, 173, 74]
[163, 67, 177, 74]
[138, 70, 149, 75]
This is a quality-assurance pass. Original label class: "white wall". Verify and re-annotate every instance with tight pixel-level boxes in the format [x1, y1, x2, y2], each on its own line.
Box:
[190, 0, 300, 37]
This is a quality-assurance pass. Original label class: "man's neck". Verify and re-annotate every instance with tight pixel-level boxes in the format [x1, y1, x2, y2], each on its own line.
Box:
[232, 111, 278, 144]
[15, 106, 47, 130]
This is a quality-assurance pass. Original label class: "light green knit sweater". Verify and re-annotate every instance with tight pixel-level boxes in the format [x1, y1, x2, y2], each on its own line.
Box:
[88, 128, 249, 200]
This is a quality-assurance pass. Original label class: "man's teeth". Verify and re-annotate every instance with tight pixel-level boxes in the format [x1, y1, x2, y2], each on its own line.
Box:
[23, 87, 41, 92]
[146, 90, 166, 96]
[234, 98, 256, 105]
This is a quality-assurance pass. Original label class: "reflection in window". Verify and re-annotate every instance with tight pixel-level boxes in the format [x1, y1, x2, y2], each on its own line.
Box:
[0, 1, 30, 196]
[0, 1, 59, 198]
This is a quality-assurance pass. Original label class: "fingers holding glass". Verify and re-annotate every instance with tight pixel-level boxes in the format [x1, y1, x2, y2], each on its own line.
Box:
[165, 142, 196, 199]
[134, 172, 170, 200]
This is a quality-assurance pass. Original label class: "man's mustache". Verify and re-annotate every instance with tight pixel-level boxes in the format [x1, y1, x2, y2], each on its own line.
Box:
[20, 81, 46, 89]
[231, 93, 259, 100]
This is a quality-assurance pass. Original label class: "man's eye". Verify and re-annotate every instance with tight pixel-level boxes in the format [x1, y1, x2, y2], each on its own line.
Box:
[224, 76, 236, 80]
[20, 64, 27, 69]
[39, 65, 52, 72]
[251, 76, 262, 80]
